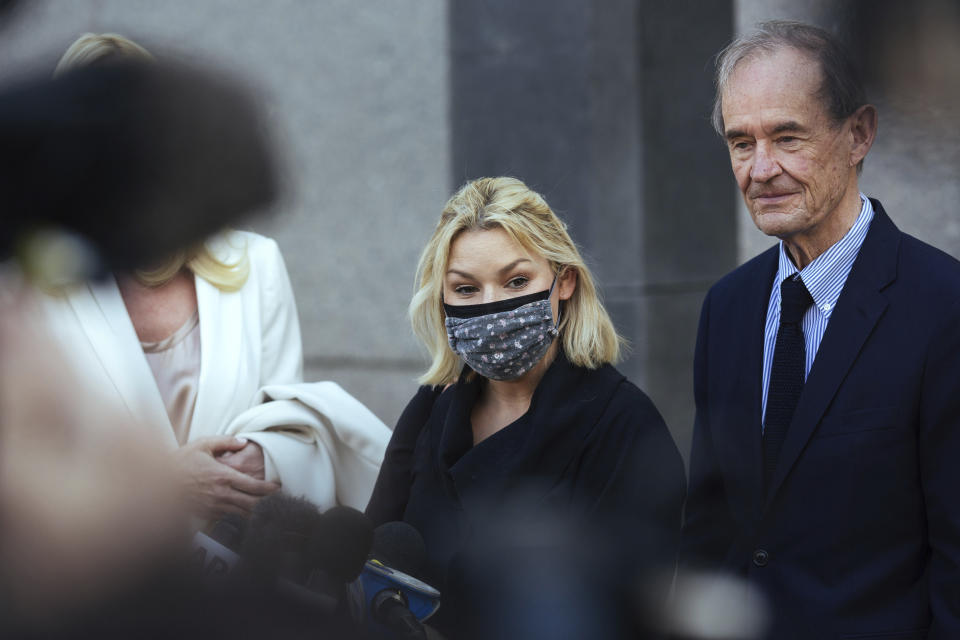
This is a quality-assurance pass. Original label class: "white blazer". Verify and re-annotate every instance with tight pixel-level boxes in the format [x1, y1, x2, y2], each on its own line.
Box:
[33, 231, 388, 511]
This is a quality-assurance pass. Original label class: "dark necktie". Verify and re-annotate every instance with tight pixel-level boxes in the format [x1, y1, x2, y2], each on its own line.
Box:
[763, 276, 814, 491]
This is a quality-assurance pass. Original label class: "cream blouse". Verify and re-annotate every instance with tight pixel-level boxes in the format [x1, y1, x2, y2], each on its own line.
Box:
[141, 311, 201, 445]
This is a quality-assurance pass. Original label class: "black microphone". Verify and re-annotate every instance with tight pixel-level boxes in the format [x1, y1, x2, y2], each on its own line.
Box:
[371, 521, 427, 577]
[211, 514, 247, 549]
[241, 494, 373, 615]
[242, 493, 323, 584]
[314, 506, 377, 585]
[189, 515, 247, 582]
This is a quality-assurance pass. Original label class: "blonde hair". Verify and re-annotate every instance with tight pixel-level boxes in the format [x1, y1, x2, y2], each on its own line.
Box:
[54, 33, 249, 292]
[54, 32, 155, 76]
[135, 242, 250, 293]
[411, 177, 623, 385]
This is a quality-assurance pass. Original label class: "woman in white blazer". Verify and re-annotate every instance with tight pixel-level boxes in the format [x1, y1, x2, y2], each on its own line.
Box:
[36, 229, 301, 517]
[37, 34, 390, 520]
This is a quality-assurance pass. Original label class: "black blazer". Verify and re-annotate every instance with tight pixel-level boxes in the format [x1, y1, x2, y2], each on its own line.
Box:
[682, 201, 960, 639]
[367, 351, 686, 638]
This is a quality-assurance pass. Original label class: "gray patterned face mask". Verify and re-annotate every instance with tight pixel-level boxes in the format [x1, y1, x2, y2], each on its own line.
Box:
[443, 277, 560, 381]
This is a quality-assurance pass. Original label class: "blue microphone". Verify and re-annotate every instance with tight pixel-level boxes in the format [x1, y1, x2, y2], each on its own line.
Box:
[349, 521, 441, 635]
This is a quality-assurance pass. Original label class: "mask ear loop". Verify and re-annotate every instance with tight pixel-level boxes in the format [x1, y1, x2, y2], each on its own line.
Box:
[548, 271, 563, 335]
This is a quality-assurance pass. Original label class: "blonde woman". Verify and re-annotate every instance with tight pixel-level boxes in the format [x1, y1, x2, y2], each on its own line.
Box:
[366, 177, 685, 636]
[43, 33, 303, 520]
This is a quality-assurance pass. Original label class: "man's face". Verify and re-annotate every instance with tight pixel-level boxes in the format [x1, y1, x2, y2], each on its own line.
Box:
[721, 47, 856, 242]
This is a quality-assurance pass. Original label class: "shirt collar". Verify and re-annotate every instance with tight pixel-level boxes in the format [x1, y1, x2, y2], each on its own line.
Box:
[775, 194, 874, 315]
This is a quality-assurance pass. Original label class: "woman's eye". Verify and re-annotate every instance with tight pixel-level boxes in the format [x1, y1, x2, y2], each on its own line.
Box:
[506, 276, 529, 289]
[453, 285, 477, 295]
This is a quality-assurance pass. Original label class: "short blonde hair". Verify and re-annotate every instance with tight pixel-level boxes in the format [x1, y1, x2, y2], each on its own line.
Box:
[54, 33, 249, 292]
[411, 177, 623, 385]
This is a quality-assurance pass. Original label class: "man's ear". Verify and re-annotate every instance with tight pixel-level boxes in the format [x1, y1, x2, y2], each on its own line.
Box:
[558, 267, 577, 301]
[849, 104, 878, 167]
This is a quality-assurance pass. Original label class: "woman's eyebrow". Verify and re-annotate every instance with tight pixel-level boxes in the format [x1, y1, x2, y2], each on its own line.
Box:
[446, 258, 531, 279]
[497, 258, 531, 275]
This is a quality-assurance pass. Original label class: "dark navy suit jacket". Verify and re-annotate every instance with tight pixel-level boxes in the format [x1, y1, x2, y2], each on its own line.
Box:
[682, 201, 960, 639]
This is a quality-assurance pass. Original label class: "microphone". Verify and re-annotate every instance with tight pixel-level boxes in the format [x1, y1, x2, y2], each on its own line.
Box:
[349, 521, 442, 638]
[313, 505, 378, 585]
[372, 521, 427, 576]
[211, 514, 247, 549]
[241, 494, 373, 614]
[189, 515, 246, 582]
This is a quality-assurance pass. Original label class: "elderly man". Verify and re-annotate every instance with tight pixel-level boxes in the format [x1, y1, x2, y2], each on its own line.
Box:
[682, 21, 960, 638]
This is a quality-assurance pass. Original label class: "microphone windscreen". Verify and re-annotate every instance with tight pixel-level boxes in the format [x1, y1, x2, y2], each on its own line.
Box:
[371, 521, 426, 577]
[312, 506, 374, 583]
[242, 494, 323, 580]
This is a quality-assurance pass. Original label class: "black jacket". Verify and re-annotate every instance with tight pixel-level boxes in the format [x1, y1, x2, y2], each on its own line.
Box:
[367, 351, 685, 638]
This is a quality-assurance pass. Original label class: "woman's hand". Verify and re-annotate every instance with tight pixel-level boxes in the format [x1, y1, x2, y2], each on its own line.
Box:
[173, 436, 280, 520]
[218, 439, 267, 480]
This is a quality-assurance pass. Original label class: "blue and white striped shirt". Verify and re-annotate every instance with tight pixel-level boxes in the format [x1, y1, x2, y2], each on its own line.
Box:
[761, 195, 874, 428]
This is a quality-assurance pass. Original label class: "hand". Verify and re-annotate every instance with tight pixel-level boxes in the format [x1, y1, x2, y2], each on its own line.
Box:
[218, 439, 266, 480]
[173, 436, 280, 520]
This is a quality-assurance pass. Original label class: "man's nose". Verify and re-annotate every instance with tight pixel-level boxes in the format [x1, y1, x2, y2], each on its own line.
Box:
[750, 142, 782, 182]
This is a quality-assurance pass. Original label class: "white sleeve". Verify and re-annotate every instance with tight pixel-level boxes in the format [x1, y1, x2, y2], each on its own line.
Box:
[243, 430, 339, 509]
[228, 383, 391, 512]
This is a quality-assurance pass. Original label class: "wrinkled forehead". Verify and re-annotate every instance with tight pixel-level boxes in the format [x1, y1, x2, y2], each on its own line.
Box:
[721, 47, 831, 130]
[727, 46, 824, 99]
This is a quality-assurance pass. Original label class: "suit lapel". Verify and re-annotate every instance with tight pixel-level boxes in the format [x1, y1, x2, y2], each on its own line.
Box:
[189, 273, 246, 438]
[66, 278, 177, 445]
[726, 249, 777, 519]
[764, 203, 899, 505]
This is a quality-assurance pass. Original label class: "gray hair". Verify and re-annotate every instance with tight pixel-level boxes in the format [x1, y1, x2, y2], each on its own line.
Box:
[711, 20, 867, 137]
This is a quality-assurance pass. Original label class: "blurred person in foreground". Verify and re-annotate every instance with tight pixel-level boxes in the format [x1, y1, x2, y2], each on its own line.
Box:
[682, 20, 960, 637]
[0, 294, 364, 637]
[0, 287, 185, 632]
[366, 177, 686, 638]
[34, 33, 388, 521]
